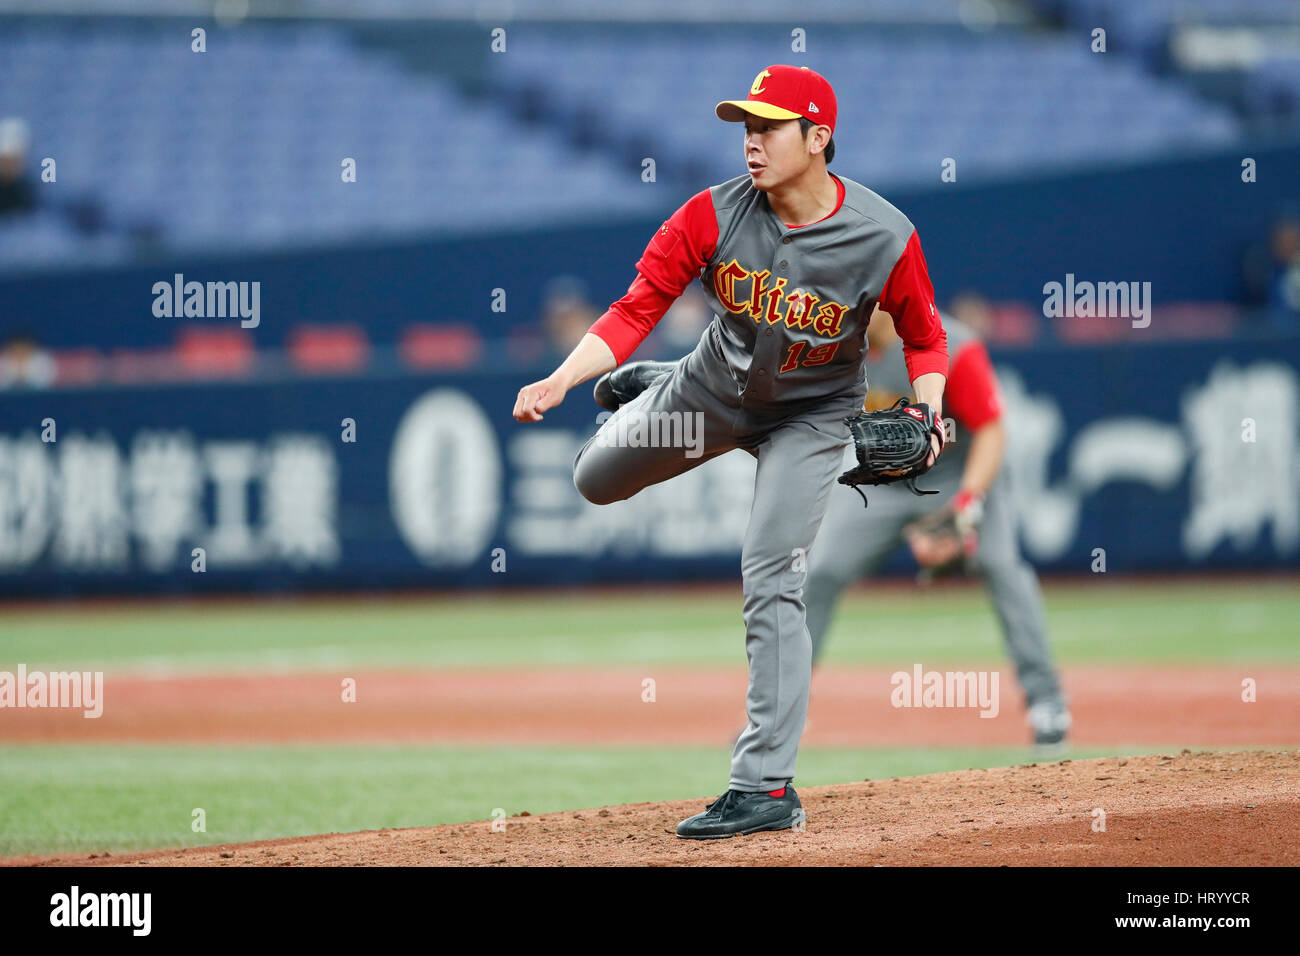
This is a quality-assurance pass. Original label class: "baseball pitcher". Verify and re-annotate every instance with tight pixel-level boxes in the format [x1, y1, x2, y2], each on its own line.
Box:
[513, 65, 948, 838]
[804, 308, 1072, 753]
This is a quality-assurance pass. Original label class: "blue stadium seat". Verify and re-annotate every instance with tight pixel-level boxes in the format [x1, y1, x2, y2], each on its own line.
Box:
[0, 14, 1275, 273]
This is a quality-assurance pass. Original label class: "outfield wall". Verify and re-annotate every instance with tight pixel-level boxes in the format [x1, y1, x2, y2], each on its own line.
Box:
[1, 334, 1297, 597]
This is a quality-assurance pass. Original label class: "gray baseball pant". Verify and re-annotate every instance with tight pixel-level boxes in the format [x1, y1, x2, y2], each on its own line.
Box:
[804, 465, 1065, 710]
[573, 347, 860, 792]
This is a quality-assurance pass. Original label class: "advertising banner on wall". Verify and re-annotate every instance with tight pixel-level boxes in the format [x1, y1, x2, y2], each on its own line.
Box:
[1, 337, 1297, 597]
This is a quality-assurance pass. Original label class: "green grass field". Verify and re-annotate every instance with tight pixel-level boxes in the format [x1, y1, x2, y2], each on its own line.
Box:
[1, 578, 1295, 856]
[2, 578, 1295, 673]
[0, 743, 1151, 857]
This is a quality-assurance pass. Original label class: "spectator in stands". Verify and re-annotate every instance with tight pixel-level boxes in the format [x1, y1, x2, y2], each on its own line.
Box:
[0, 116, 108, 238]
[0, 333, 56, 389]
[1244, 216, 1300, 327]
[541, 275, 600, 359]
[944, 290, 1041, 346]
[0, 118, 36, 217]
[948, 290, 996, 340]
[1266, 218, 1300, 325]
[647, 284, 713, 357]
[506, 275, 601, 367]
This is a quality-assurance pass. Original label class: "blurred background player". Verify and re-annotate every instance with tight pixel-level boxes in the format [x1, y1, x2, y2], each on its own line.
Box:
[804, 306, 1072, 754]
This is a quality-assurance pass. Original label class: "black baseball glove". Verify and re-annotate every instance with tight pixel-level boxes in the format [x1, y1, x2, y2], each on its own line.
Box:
[904, 490, 984, 579]
[837, 397, 945, 507]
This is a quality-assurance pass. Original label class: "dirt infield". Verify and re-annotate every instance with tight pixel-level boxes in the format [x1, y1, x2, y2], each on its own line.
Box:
[14, 751, 1298, 866]
[1, 664, 1296, 747]
[5, 664, 1296, 866]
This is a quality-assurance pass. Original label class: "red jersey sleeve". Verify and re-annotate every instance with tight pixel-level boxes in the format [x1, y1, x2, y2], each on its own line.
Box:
[945, 340, 1003, 430]
[877, 229, 948, 382]
[587, 189, 719, 365]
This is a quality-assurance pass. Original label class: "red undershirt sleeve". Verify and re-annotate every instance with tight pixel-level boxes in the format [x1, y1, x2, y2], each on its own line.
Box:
[877, 229, 948, 382]
[945, 340, 1003, 431]
[587, 188, 719, 365]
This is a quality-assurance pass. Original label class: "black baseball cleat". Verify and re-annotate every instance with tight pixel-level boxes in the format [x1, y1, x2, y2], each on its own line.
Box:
[676, 785, 803, 839]
[592, 360, 677, 411]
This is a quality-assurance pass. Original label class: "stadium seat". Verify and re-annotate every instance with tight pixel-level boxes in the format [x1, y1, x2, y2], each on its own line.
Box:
[175, 326, 257, 378]
[287, 324, 372, 374]
[399, 323, 482, 369]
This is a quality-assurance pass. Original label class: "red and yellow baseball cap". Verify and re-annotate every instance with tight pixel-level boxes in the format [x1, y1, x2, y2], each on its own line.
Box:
[715, 65, 837, 134]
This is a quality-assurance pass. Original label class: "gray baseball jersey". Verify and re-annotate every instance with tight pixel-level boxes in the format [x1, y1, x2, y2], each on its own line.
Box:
[589, 172, 949, 410]
[575, 171, 948, 793]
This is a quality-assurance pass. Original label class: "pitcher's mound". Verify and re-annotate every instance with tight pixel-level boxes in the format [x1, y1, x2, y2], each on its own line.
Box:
[17, 750, 1300, 867]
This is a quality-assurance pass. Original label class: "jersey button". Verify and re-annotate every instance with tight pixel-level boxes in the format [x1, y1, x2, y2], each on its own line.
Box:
[765, 328, 773, 335]
[757, 368, 767, 375]
[778, 260, 788, 269]
[781, 236, 792, 244]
